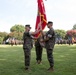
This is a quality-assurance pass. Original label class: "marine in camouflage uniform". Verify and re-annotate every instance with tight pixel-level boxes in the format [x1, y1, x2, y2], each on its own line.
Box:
[41, 21, 55, 71]
[35, 36, 43, 64]
[23, 25, 39, 70]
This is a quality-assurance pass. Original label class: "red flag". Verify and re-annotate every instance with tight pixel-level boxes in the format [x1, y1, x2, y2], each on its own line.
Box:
[35, 0, 47, 37]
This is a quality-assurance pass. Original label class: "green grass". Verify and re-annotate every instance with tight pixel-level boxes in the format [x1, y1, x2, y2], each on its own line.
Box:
[0, 44, 76, 75]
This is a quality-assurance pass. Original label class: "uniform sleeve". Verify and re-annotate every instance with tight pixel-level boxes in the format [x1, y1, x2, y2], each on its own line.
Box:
[46, 29, 54, 39]
[30, 35, 34, 39]
[29, 32, 34, 39]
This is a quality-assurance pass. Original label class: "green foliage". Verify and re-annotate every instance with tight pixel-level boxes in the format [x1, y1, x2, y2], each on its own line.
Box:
[55, 29, 66, 39]
[10, 24, 25, 33]
[9, 24, 24, 40]
[0, 45, 76, 75]
[73, 24, 76, 30]
[0, 32, 8, 43]
[0, 37, 4, 44]
[0, 32, 8, 37]
[8, 32, 23, 40]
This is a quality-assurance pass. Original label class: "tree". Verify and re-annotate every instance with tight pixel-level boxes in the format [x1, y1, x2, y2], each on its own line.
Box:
[73, 24, 76, 30]
[0, 37, 4, 44]
[66, 30, 76, 37]
[55, 29, 66, 39]
[0, 32, 8, 37]
[0, 32, 8, 44]
[10, 24, 25, 33]
[8, 32, 23, 40]
[9, 24, 24, 40]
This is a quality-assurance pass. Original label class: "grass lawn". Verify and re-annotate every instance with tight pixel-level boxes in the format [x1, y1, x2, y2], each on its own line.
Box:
[0, 44, 76, 75]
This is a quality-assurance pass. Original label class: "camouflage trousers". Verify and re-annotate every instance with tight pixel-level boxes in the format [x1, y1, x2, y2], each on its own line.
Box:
[35, 45, 43, 61]
[23, 48, 31, 68]
[46, 49, 54, 67]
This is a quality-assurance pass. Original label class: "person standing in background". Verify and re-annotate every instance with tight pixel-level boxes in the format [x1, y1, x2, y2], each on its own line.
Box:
[35, 35, 43, 64]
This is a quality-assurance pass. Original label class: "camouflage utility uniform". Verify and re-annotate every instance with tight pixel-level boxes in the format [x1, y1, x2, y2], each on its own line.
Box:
[23, 31, 33, 68]
[45, 28, 55, 68]
[35, 38, 43, 63]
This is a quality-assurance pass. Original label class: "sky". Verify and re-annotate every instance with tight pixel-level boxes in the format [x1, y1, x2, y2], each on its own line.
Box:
[0, 0, 76, 33]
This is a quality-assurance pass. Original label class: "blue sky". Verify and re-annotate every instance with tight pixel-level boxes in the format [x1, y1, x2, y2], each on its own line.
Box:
[0, 0, 76, 32]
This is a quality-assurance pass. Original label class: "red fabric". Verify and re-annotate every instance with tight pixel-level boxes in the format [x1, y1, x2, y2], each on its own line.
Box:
[35, 0, 47, 37]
